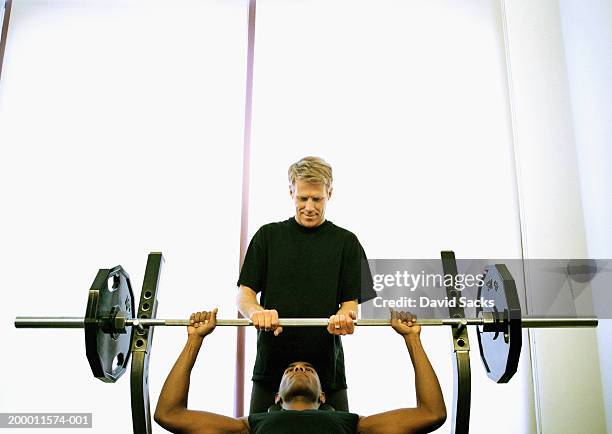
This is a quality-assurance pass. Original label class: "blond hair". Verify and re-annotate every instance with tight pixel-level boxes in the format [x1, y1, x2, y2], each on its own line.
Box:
[288, 156, 333, 191]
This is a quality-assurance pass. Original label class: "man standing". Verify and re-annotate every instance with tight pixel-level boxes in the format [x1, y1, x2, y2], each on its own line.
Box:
[237, 156, 374, 413]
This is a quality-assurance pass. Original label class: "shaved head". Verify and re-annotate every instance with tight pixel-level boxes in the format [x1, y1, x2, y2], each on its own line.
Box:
[276, 362, 325, 408]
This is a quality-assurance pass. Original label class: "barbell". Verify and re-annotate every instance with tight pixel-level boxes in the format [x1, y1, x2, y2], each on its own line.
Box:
[15, 316, 598, 329]
[13, 252, 598, 434]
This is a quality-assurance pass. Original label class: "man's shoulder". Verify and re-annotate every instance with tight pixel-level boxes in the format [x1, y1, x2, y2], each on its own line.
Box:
[327, 221, 359, 241]
[257, 218, 293, 233]
[250, 219, 294, 244]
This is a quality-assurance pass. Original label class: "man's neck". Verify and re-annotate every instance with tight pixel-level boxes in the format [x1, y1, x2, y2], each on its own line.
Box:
[281, 396, 320, 411]
[293, 216, 326, 228]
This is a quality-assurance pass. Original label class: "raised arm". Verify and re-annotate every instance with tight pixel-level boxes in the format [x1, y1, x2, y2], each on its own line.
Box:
[357, 310, 447, 434]
[154, 309, 249, 434]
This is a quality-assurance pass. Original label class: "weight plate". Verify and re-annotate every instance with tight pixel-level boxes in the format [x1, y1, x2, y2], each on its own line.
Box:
[476, 264, 522, 383]
[85, 266, 134, 383]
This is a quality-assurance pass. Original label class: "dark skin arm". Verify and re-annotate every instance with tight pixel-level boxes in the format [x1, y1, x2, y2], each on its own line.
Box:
[153, 309, 249, 434]
[357, 310, 447, 434]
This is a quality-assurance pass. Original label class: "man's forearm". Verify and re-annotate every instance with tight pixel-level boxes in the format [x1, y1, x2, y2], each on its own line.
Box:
[336, 299, 358, 315]
[404, 335, 445, 416]
[156, 336, 204, 416]
[237, 285, 263, 319]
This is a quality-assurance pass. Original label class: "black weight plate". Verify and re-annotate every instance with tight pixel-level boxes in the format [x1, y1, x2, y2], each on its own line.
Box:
[476, 264, 522, 383]
[85, 266, 134, 382]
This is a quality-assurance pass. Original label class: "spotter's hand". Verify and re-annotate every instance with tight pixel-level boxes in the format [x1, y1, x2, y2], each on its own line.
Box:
[327, 311, 356, 335]
[250, 309, 283, 336]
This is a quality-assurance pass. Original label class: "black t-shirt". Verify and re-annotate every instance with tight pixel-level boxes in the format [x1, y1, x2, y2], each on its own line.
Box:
[237, 217, 374, 390]
[248, 410, 359, 434]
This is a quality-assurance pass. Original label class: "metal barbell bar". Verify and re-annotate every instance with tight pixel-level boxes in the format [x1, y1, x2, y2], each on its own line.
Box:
[14, 316, 599, 328]
[12, 252, 602, 434]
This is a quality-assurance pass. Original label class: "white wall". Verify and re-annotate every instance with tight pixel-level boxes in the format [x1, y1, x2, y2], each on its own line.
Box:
[0, 1, 248, 433]
[558, 1, 612, 432]
[502, 0, 608, 432]
[247, 1, 533, 433]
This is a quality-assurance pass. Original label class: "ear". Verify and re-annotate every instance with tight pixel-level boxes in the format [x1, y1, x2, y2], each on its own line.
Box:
[289, 184, 295, 198]
[327, 186, 333, 200]
[274, 393, 282, 405]
[318, 392, 326, 404]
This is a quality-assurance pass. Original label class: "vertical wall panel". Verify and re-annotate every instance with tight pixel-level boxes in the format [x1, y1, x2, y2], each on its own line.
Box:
[503, 0, 607, 432]
[246, 1, 531, 433]
[559, 0, 612, 432]
[0, 1, 248, 432]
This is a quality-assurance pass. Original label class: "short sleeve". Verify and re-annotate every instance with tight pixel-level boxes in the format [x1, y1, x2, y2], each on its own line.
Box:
[340, 234, 376, 304]
[237, 227, 266, 293]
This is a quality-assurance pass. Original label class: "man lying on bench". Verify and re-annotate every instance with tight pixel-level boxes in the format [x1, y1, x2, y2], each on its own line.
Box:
[154, 309, 446, 434]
